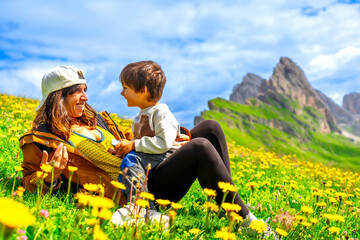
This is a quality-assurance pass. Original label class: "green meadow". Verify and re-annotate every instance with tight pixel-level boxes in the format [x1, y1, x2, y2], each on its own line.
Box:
[203, 97, 360, 171]
[0, 94, 359, 240]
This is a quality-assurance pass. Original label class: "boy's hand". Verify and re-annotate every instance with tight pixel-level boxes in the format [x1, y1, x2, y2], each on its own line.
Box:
[108, 148, 122, 158]
[176, 134, 190, 142]
[114, 140, 135, 158]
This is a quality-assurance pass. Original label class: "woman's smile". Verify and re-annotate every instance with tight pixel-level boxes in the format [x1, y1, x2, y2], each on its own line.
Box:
[65, 84, 88, 118]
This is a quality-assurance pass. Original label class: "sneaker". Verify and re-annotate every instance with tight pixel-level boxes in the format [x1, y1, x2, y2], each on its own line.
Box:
[147, 209, 169, 228]
[111, 204, 146, 227]
[241, 214, 279, 240]
[111, 205, 169, 229]
[263, 219, 279, 240]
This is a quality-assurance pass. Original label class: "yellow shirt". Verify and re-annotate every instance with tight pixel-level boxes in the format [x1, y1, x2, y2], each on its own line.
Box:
[69, 127, 121, 181]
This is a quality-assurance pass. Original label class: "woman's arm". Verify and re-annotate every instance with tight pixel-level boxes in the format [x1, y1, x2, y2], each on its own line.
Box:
[21, 143, 68, 192]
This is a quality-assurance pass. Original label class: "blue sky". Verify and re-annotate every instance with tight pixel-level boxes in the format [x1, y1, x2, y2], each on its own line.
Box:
[1, 0, 360, 128]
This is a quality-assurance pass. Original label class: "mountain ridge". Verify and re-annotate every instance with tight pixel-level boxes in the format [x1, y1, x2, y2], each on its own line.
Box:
[196, 56, 360, 139]
[194, 57, 360, 170]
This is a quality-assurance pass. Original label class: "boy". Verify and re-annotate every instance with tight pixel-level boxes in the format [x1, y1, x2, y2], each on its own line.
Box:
[113, 61, 186, 202]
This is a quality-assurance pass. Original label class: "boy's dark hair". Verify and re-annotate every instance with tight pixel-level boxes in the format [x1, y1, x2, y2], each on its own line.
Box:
[120, 61, 166, 102]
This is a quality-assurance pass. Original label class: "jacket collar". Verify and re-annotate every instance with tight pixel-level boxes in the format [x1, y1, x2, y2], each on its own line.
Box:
[19, 127, 82, 155]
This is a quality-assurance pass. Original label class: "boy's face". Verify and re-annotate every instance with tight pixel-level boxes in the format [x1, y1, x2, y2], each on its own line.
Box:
[121, 83, 148, 108]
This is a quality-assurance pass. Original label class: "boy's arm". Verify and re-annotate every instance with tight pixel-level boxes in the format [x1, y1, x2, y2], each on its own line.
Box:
[135, 106, 179, 154]
[113, 140, 135, 158]
[134, 121, 178, 154]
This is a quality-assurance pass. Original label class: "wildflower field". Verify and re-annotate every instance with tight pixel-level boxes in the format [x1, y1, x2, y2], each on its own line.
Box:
[0, 93, 359, 240]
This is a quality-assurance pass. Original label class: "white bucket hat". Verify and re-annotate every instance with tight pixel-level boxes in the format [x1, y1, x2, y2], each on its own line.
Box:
[36, 66, 87, 111]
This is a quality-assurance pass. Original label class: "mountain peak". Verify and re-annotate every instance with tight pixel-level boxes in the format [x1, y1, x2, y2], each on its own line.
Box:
[229, 73, 264, 104]
[343, 92, 360, 115]
[263, 56, 312, 97]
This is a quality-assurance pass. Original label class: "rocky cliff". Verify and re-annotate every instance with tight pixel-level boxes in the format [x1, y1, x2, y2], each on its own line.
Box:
[195, 57, 360, 138]
[256, 57, 338, 133]
[315, 89, 354, 125]
[229, 73, 264, 104]
[343, 92, 360, 115]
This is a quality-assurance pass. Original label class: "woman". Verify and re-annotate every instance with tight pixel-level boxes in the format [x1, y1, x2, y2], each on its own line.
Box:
[20, 65, 270, 234]
[20, 66, 131, 204]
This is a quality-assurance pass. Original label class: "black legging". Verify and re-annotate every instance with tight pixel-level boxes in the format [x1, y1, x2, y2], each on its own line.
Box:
[148, 120, 249, 217]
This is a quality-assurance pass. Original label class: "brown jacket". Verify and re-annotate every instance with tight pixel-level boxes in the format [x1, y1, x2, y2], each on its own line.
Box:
[19, 111, 133, 205]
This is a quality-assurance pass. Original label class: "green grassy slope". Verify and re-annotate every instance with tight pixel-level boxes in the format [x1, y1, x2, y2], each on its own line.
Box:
[202, 97, 360, 171]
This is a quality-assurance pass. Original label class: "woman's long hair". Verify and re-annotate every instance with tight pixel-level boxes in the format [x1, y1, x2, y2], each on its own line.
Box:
[32, 84, 97, 141]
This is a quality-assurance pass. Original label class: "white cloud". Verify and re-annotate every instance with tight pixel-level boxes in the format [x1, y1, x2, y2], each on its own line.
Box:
[307, 46, 360, 80]
[100, 81, 121, 96]
[1, 0, 360, 127]
[327, 92, 346, 106]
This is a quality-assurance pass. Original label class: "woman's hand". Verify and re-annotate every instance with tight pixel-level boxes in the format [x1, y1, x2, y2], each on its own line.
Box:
[114, 140, 135, 158]
[42, 143, 69, 170]
[41, 143, 69, 184]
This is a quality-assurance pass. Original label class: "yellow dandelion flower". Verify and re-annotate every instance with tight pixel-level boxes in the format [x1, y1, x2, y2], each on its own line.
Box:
[189, 228, 201, 235]
[335, 192, 347, 200]
[294, 215, 307, 222]
[332, 214, 345, 222]
[215, 227, 236, 240]
[300, 221, 312, 227]
[136, 199, 150, 208]
[229, 212, 243, 223]
[309, 218, 319, 224]
[168, 210, 177, 219]
[68, 166, 78, 172]
[83, 183, 100, 192]
[316, 202, 326, 207]
[301, 206, 314, 214]
[85, 218, 100, 225]
[14, 166, 23, 172]
[329, 197, 338, 203]
[262, 181, 271, 186]
[17, 186, 25, 192]
[323, 213, 334, 221]
[204, 202, 220, 212]
[36, 171, 48, 179]
[289, 183, 299, 190]
[218, 182, 237, 192]
[221, 202, 242, 212]
[249, 220, 267, 234]
[15, 189, 24, 197]
[75, 193, 92, 206]
[93, 224, 109, 240]
[111, 181, 126, 190]
[40, 164, 53, 173]
[171, 202, 183, 210]
[139, 191, 154, 200]
[276, 228, 288, 237]
[344, 200, 354, 206]
[325, 182, 332, 188]
[0, 197, 36, 228]
[90, 206, 98, 218]
[97, 184, 104, 195]
[325, 188, 335, 195]
[245, 182, 260, 190]
[156, 199, 171, 206]
[204, 188, 217, 197]
[328, 226, 340, 234]
[312, 191, 323, 197]
[98, 208, 112, 220]
[88, 196, 115, 209]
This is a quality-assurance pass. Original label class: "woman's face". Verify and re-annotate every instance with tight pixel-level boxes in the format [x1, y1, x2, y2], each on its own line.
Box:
[64, 84, 88, 118]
